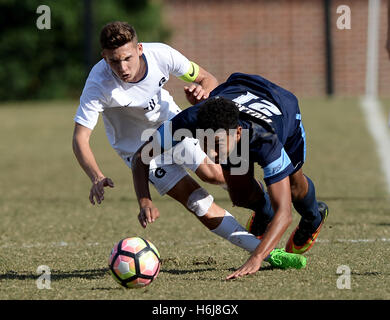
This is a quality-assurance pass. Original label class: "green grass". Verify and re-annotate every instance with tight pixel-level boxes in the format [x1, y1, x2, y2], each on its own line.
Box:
[0, 98, 389, 300]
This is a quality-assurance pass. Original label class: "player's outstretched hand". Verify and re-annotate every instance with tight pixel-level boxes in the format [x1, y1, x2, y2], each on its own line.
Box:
[226, 254, 263, 280]
[184, 84, 209, 105]
[89, 177, 114, 205]
[138, 205, 160, 228]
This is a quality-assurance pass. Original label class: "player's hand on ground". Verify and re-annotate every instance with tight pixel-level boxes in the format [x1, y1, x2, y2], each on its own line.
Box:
[184, 84, 209, 105]
[226, 254, 263, 280]
[138, 205, 160, 228]
[89, 177, 114, 205]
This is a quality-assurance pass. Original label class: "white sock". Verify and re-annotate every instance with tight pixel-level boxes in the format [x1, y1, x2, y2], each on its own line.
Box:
[211, 211, 270, 261]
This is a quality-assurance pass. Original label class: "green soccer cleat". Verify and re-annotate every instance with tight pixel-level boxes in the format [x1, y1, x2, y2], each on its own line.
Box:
[268, 248, 307, 269]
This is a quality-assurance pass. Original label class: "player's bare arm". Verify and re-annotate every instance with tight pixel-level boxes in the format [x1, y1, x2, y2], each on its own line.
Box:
[226, 177, 292, 279]
[183, 64, 218, 105]
[131, 139, 160, 228]
[72, 122, 114, 205]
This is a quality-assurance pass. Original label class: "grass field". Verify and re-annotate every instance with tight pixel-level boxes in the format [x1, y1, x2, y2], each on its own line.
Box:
[0, 97, 389, 300]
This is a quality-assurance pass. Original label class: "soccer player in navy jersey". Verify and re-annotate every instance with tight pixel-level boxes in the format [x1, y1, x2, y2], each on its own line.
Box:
[132, 73, 328, 279]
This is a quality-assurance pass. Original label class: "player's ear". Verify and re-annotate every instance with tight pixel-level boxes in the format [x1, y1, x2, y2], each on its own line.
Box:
[137, 42, 143, 56]
[236, 126, 242, 141]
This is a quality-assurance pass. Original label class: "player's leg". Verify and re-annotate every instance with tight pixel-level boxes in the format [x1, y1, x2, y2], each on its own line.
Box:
[148, 138, 305, 268]
[149, 164, 262, 253]
[164, 172, 305, 269]
[164, 173, 263, 253]
[165, 174, 224, 229]
[222, 163, 274, 239]
[283, 113, 329, 254]
[172, 136, 226, 186]
[286, 169, 329, 254]
[194, 156, 226, 186]
[290, 168, 319, 223]
[169, 136, 264, 248]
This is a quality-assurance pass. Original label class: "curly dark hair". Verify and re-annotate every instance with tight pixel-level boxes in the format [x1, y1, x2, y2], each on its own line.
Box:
[197, 96, 240, 131]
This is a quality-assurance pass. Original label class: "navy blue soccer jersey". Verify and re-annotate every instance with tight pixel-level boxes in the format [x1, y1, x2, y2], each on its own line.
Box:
[157, 73, 307, 185]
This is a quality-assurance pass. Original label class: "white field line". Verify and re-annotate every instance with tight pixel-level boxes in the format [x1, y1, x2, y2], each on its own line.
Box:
[360, 97, 390, 194]
[1, 238, 390, 249]
[316, 238, 390, 243]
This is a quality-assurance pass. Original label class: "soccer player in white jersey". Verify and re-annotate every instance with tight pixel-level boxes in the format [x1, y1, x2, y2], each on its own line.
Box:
[72, 22, 304, 271]
[73, 21, 221, 210]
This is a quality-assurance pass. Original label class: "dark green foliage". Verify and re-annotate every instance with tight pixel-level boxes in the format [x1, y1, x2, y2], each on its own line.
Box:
[0, 0, 170, 101]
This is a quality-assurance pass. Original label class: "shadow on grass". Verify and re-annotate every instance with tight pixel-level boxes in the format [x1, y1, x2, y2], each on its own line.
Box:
[160, 267, 216, 275]
[91, 287, 123, 291]
[225, 265, 276, 272]
[0, 268, 109, 281]
[161, 265, 276, 276]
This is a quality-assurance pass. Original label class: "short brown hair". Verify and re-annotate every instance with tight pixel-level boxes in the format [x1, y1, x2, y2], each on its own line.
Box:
[100, 21, 138, 50]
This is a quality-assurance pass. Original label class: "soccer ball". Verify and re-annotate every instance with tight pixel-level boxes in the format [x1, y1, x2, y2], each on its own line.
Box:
[108, 237, 161, 289]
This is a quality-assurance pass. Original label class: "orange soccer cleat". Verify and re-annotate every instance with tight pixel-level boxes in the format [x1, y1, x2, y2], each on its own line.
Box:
[246, 211, 271, 240]
[285, 201, 329, 254]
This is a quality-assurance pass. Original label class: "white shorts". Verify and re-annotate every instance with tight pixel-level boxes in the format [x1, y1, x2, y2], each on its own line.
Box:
[124, 137, 207, 195]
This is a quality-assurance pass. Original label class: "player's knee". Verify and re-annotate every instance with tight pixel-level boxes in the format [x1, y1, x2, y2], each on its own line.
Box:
[186, 188, 214, 217]
[290, 183, 299, 201]
[199, 173, 224, 185]
[290, 181, 306, 202]
[229, 181, 265, 209]
[196, 165, 225, 186]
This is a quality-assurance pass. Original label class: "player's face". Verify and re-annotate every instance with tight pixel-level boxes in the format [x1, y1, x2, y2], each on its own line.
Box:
[207, 127, 242, 164]
[102, 41, 144, 82]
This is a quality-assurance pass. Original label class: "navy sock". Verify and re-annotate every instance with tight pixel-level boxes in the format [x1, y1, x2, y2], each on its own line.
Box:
[293, 176, 321, 228]
[251, 182, 274, 223]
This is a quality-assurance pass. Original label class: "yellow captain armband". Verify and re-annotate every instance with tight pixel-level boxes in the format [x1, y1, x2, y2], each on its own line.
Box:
[179, 61, 200, 82]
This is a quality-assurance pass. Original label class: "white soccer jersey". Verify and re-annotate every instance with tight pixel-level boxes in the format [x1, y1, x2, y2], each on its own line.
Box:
[74, 42, 191, 163]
